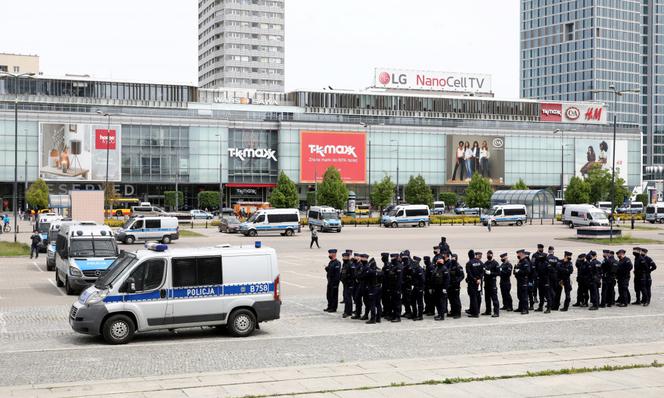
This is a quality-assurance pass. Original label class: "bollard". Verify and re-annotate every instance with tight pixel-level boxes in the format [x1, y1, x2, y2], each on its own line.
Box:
[205, 220, 208, 229]
[631, 217, 635, 230]
[540, 218, 543, 225]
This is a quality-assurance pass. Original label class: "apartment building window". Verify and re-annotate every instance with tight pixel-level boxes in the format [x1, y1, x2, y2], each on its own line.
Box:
[13, 66, 20, 73]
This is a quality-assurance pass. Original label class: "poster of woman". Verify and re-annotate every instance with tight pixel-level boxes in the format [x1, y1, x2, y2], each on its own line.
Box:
[575, 139, 628, 180]
[446, 135, 504, 184]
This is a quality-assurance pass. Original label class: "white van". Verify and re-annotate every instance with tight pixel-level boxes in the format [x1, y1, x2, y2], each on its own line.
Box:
[596, 201, 613, 215]
[47, 219, 79, 271]
[431, 201, 446, 215]
[55, 223, 119, 295]
[645, 203, 664, 223]
[617, 201, 644, 214]
[482, 204, 527, 226]
[239, 208, 300, 237]
[115, 216, 179, 244]
[381, 204, 430, 228]
[307, 206, 342, 232]
[564, 205, 609, 228]
[69, 242, 281, 344]
[131, 204, 166, 216]
[36, 213, 63, 252]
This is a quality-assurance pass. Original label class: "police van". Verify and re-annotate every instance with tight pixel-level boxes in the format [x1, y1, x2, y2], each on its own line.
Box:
[645, 203, 664, 223]
[37, 213, 63, 252]
[482, 204, 527, 226]
[46, 219, 78, 271]
[381, 204, 430, 228]
[69, 242, 281, 344]
[55, 223, 119, 295]
[239, 208, 300, 237]
[115, 216, 179, 244]
[307, 206, 342, 232]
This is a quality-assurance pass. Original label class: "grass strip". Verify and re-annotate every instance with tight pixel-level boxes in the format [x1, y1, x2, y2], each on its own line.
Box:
[557, 235, 663, 245]
[238, 360, 662, 398]
[0, 241, 31, 256]
[178, 229, 205, 237]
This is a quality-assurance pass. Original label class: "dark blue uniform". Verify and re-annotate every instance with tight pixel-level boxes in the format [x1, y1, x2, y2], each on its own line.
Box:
[555, 255, 573, 311]
[642, 252, 657, 306]
[616, 254, 632, 306]
[351, 257, 366, 319]
[325, 255, 341, 312]
[499, 257, 513, 311]
[482, 256, 500, 316]
[340, 255, 355, 317]
[401, 255, 414, 318]
[514, 254, 531, 314]
[385, 255, 403, 322]
[364, 258, 382, 323]
[588, 254, 602, 309]
[531, 249, 547, 309]
[633, 250, 644, 304]
[574, 255, 590, 307]
[410, 257, 425, 320]
[432, 258, 450, 320]
[600, 254, 617, 307]
[466, 256, 483, 317]
[448, 256, 464, 318]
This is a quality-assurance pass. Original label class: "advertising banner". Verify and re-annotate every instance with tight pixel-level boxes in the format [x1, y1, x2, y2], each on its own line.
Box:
[575, 138, 628, 181]
[39, 123, 121, 181]
[540, 102, 608, 124]
[300, 131, 366, 183]
[540, 103, 563, 122]
[446, 135, 505, 185]
[373, 68, 492, 93]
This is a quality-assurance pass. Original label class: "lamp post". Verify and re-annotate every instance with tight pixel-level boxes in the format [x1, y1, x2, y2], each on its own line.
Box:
[390, 139, 400, 204]
[1, 71, 35, 242]
[96, 110, 117, 219]
[24, 129, 28, 213]
[215, 134, 224, 219]
[553, 129, 564, 201]
[592, 85, 640, 241]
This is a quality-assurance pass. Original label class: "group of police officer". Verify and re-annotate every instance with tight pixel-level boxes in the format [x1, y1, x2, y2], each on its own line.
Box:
[323, 237, 657, 323]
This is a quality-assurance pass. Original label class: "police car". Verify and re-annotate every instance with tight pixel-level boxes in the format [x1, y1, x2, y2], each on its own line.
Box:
[69, 242, 281, 344]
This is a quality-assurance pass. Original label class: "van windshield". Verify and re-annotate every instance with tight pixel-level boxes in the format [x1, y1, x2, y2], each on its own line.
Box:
[48, 229, 59, 243]
[589, 211, 607, 220]
[320, 212, 339, 220]
[69, 238, 118, 258]
[247, 212, 259, 223]
[38, 223, 51, 233]
[387, 210, 398, 217]
[95, 252, 137, 289]
[121, 219, 134, 229]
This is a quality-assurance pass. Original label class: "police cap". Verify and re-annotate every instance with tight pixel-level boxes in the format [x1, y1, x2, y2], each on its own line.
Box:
[360, 253, 369, 259]
[433, 246, 440, 251]
[516, 249, 525, 254]
[577, 254, 585, 259]
[524, 251, 531, 256]
[345, 249, 353, 254]
[548, 246, 554, 251]
[617, 249, 626, 254]
[423, 255, 431, 261]
[642, 248, 649, 254]
[328, 249, 337, 254]
[537, 243, 544, 249]
[564, 251, 572, 257]
[487, 250, 493, 255]
[588, 250, 597, 256]
[401, 250, 410, 257]
[390, 253, 399, 258]
[413, 256, 421, 262]
[609, 251, 615, 255]
[440, 236, 446, 242]
[632, 247, 641, 252]
[342, 252, 350, 258]
[500, 253, 508, 258]
[603, 249, 610, 254]
[380, 252, 389, 257]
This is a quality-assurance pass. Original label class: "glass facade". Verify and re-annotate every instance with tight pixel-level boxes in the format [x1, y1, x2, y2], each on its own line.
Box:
[227, 128, 278, 183]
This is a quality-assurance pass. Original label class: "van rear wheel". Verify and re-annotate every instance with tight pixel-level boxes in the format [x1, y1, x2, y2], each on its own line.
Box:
[161, 235, 171, 244]
[568, 222, 575, 229]
[65, 277, 75, 295]
[227, 309, 256, 337]
[515, 220, 523, 226]
[285, 229, 294, 237]
[102, 314, 135, 344]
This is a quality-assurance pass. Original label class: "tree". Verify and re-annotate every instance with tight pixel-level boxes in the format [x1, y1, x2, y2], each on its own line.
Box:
[269, 171, 299, 208]
[104, 183, 120, 209]
[438, 191, 457, 207]
[198, 191, 220, 210]
[564, 176, 590, 204]
[26, 178, 49, 210]
[370, 176, 395, 212]
[635, 193, 649, 206]
[612, 173, 630, 207]
[404, 175, 434, 207]
[317, 166, 349, 210]
[465, 173, 493, 209]
[511, 178, 529, 190]
[164, 191, 184, 211]
[585, 164, 611, 204]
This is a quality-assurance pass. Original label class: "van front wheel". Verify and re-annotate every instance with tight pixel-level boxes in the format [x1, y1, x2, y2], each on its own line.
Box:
[285, 229, 294, 237]
[55, 269, 64, 287]
[418, 221, 425, 228]
[248, 230, 257, 237]
[391, 222, 398, 228]
[125, 236, 135, 244]
[515, 220, 523, 226]
[161, 235, 171, 244]
[102, 314, 135, 345]
[227, 309, 256, 337]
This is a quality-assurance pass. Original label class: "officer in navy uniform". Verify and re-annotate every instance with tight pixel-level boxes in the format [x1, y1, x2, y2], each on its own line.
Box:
[340, 250, 355, 318]
[466, 250, 484, 318]
[324, 249, 341, 313]
[432, 254, 451, 321]
[359, 254, 372, 320]
[533, 246, 553, 313]
[364, 254, 382, 324]
[641, 248, 657, 306]
[531, 244, 547, 309]
[499, 253, 513, 311]
[400, 251, 414, 319]
[482, 250, 500, 317]
[555, 251, 574, 311]
[616, 249, 633, 307]
[424, 246, 440, 316]
[601, 250, 618, 308]
[438, 236, 450, 254]
[379, 252, 391, 319]
[514, 249, 531, 314]
[410, 256, 425, 321]
[387, 253, 403, 322]
[587, 251, 601, 310]
[448, 253, 464, 318]
[546, 247, 559, 311]
[632, 247, 644, 305]
[573, 254, 590, 307]
[351, 252, 366, 319]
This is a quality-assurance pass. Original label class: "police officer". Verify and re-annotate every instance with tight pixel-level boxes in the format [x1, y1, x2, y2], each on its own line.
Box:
[600, 250, 618, 308]
[641, 248, 657, 306]
[531, 244, 547, 309]
[380, 253, 393, 320]
[340, 250, 355, 318]
[424, 247, 440, 316]
[439, 236, 450, 254]
[466, 250, 484, 318]
[482, 250, 500, 317]
[432, 254, 451, 321]
[616, 249, 633, 307]
[360, 254, 372, 320]
[632, 247, 644, 305]
[499, 253, 513, 311]
[534, 246, 553, 313]
[514, 249, 531, 315]
[556, 251, 574, 311]
[400, 250, 414, 319]
[364, 255, 381, 324]
[448, 253, 464, 318]
[587, 251, 601, 310]
[573, 254, 590, 307]
[546, 247, 559, 311]
[387, 253, 403, 322]
[351, 252, 366, 319]
[324, 249, 341, 313]
[410, 256, 425, 321]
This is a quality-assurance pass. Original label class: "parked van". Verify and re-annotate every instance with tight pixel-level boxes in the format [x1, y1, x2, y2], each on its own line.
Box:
[37, 213, 63, 251]
[431, 201, 446, 215]
[381, 204, 430, 228]
[130, 204, 166, 216]
[69, 242, 281, 344]
[55, 223, 119, 295]
[482, 204, 527, 226]
[115, 216, 179, 244]
[47, 219, 78, 271]
[555, 199, 565, 217]
[617, 201, 644, 214]
[239, 208, 300, 237]
[564, 205, 609, 228]
[307, 206, 342, 232]
[645, 203, 664, 223]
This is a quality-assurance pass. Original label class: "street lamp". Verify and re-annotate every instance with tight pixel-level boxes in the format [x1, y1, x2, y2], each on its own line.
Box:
[390, 139, 400, 204]
[360, 122, 385, 207]
[591, 85, 640, 241]
[215, 133, 224, 219]
[0, 71, 35, 242]
[95, 110, 117, 219]
[553, 129, 564, 202]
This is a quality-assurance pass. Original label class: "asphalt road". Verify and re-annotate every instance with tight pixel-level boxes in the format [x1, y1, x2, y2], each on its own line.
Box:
[1, 223, 662, 386]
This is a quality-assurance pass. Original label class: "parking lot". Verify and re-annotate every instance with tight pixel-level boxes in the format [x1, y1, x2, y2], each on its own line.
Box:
[1, 223, 663, 386]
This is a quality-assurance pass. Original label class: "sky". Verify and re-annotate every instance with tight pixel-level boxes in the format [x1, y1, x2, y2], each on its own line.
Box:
[0, 0, 520, 98]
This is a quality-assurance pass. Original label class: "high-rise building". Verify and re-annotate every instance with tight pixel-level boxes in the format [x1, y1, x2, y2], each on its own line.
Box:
[198, 0, 285, 91]
[519, 0, 662, 170]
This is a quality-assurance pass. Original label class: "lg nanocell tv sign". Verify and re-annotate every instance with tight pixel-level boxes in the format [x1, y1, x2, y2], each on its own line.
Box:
[374, 68, 492, 93]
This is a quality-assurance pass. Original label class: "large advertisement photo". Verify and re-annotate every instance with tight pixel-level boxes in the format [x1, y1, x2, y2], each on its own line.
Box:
[575, 139, 628, 181]
[300, 131, 366, 183]
[39, 123, 121, 181]
[446, 135, 505, 184]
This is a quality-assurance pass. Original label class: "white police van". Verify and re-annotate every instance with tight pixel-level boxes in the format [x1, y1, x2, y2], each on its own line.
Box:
[239, 208, 300, 237]
[115, 216, 179, 244]
[381, 204, 430, 228]
[69, 242, 281, 344]
[645, 203, 664, 223]
[307, 206, 342, 232]
[482, 204, 527, 226]
[55, 223, 119, 295]
[37, 213, 63, 252]
[46, 219, 80, 271]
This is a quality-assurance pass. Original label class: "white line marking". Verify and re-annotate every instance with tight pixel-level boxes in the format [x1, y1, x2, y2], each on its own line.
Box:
[283, 270, 325, 280]
[281, 281, 307, 288]
[47, 279, 66, 296]
[32, 261, 43, 272]
[0, 312, 6, 334]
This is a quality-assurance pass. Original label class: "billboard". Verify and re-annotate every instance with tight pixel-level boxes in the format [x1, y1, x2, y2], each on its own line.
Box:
[373, 68, 492, 93]
[446, 135, 505, 185]
[300, 131, 366, 183]
[540, 102, 608, 124]
[575, 139, 628, 181]
[39, 123, 121, 181]
[540, 103, 563, 122]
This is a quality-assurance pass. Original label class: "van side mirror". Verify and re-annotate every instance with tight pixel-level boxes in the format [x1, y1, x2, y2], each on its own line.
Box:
[124, 277, 136, 294]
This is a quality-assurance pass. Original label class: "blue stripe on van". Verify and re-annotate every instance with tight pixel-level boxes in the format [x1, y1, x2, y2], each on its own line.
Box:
[73, 259, 115, 271]
[102, 282, 274, 303]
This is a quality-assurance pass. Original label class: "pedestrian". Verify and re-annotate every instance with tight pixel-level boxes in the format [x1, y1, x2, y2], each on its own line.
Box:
[410, 256, 425, 321]
[482, 250, 500, 317]
[465, 250, 483, 317]
[309, 225, 320, 249]
[324, 249, 341, 313]
[514, 249, 531, 314]
[499, 253, 513, 311]
[381, 253, 394, 321]
[438, 236, 450, 254]
[432, 254, 451, 321]
[487, 216, 492, 231]
[641, 248, 657, 306]
[448, 253, 464, 318]
[531, 244, 546, 308]
[340, 250, 355, 318]
[423, 251, 436, 316]
[587, 251, 601, 310]
[3, 213, 10, 232]
[29, 230, 41, 259]
[616, 249, 632, 307]
[556, 251, 574, 311]
[600, 250, 618, 308]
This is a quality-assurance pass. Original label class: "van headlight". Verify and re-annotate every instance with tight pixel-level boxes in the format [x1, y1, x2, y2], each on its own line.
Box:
[85, 289, 108, 305]
[68, 266, 83, 277]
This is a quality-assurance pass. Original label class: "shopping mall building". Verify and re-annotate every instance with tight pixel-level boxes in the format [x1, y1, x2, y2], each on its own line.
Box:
[0, 71, 642, 210]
